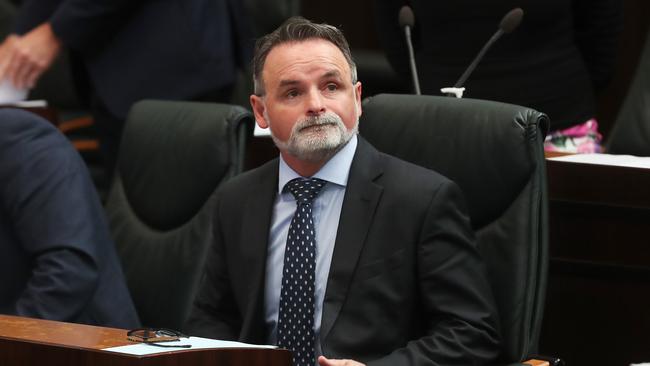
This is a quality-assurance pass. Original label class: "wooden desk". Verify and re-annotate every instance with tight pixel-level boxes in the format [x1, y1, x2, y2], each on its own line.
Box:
[540, 158, 650, 366]
[0, 315, 290, 366]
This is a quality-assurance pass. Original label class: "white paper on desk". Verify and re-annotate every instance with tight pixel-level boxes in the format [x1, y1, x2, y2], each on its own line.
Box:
[102, 336, 276, 356]
[0, 79, 28, 104]
[548, 153, 650, 169]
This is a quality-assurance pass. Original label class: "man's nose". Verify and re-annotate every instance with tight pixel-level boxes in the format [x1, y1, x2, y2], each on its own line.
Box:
[305, 89, 326, 116]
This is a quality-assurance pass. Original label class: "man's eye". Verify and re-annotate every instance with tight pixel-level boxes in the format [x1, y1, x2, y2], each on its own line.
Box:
[325, 83, 338, 92]
[286, 90, 299, 98]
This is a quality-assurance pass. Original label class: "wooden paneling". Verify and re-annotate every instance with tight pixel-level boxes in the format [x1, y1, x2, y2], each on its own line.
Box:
[540, 160, 650, 366]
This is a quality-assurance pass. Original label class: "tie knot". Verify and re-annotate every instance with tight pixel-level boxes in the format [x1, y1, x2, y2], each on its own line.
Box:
[285, 178, 326, 205]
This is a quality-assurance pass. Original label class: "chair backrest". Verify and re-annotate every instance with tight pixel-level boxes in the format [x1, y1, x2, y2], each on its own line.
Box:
[606, 28, 650, 156]
[359, 94, 549, 363]
[105, 100, 253, 330]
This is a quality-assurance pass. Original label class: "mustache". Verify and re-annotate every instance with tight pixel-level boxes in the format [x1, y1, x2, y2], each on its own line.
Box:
[294, 113, 344, 132]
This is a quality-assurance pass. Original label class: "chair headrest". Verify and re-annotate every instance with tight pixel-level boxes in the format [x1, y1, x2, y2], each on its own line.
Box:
[116, 100, 251, 230]
[360, 94, 548, 228]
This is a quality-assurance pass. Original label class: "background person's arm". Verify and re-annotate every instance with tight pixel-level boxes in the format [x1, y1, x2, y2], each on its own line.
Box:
[1, 112, 105, 321]
[0, 0, 137, 88]
[14, 248, 97, 321]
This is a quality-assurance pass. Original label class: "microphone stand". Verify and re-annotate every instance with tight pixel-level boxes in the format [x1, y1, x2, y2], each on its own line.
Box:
[442, 8, 524, 98]
[403, 25, 421, 95]
[454, 29, 504, 89]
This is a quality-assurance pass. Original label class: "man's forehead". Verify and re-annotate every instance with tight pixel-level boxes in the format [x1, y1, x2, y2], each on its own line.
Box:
[263, 39, 350, 77]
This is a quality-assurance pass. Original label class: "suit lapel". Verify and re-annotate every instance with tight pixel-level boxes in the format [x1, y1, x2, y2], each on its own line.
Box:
[320, 138, 384, 341]
[238, 160, 278, 342]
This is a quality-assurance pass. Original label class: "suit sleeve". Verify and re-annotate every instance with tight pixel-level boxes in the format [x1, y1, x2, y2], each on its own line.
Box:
[12, 0, 60, 34]
[2, 124, 101, 321]
[184, 192, 242, 339]
[572, 0, 623, 92]
[14, 249, 97, 320]
[14, 0, 137, 49]
[369, 180, 501, 366]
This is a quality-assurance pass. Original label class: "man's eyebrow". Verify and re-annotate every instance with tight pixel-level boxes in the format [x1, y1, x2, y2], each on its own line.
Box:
[322, 70, 343, 79]
[277, 71, 344, 88]
[278, 79, 300, 88]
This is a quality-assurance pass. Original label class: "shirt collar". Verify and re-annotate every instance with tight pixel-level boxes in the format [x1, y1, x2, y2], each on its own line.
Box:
[277, 134, 358, 193]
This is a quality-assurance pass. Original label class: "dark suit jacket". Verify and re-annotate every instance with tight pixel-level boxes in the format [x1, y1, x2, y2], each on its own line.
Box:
[0, 109, 139, 328]
[187, 137, 500, 365]
[14, 0, 252, 119]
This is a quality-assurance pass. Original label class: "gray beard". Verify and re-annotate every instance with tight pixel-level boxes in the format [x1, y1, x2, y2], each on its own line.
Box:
[269, 112, 358, 163]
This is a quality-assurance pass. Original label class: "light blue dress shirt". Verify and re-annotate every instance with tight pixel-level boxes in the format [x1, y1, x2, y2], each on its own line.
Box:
[264, 134, 358, 358]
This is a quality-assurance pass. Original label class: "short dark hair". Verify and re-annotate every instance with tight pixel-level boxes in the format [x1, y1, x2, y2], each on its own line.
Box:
[252, 16, 357, 96]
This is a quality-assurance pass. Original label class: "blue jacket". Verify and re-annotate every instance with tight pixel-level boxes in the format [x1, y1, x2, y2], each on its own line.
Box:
[0, 109, 139, 328]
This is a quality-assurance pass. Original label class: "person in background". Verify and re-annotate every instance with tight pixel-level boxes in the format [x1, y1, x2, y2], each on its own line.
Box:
[186, 17, 500, 366]
[0, 109, 139, 329]
[0, 0, 252, 179]
[375, 0, 622, 153]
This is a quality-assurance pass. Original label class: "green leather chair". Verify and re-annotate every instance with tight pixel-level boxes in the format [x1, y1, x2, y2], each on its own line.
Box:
[105, 100, 253, 330]
[360, 94, 557, 365]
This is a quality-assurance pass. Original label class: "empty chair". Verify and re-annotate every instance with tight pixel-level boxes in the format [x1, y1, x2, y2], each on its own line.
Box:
[105, 100, 253, 330]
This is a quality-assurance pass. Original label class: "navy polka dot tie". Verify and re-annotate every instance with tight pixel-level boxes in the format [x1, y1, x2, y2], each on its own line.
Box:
[277, 177, 326, 366]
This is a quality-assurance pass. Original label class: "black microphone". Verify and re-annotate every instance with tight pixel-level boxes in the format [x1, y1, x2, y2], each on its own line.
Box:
[452, 8, 524, 90]
[398, 5, 421, 95]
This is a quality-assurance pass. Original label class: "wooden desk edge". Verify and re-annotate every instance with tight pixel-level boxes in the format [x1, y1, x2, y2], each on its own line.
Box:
[0, 315, 289, 361]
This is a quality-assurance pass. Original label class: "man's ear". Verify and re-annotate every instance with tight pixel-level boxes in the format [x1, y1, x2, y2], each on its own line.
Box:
[354, 81, 363, 117]
[250, 94, 269, 129]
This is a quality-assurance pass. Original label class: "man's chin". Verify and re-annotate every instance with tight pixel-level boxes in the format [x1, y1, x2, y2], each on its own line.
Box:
[288, 146, 339, 163]
[276, 120, 356, 163]
[287, 137, 346, 163]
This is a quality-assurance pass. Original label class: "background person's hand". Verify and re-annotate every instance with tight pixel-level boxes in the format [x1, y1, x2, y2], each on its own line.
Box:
[0, 22, 61, 89]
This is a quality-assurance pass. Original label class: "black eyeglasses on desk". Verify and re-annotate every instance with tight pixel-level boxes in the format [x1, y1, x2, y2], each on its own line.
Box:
[127, 328, 192, 348]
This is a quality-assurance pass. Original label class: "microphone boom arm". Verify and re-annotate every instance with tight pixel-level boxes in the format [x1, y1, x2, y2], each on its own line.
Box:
[404, 26, 421, 95]
[453, 29, 504, 88]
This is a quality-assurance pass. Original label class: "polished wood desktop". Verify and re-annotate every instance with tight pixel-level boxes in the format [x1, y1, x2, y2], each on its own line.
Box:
[0, 315, 290, 366]
[540, 157, 650, 366]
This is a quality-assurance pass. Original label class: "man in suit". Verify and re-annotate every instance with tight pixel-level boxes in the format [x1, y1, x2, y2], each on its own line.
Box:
[0, 109, 139, 328]
[0, 0, 252, 175]
[187, 17, 500, 366]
